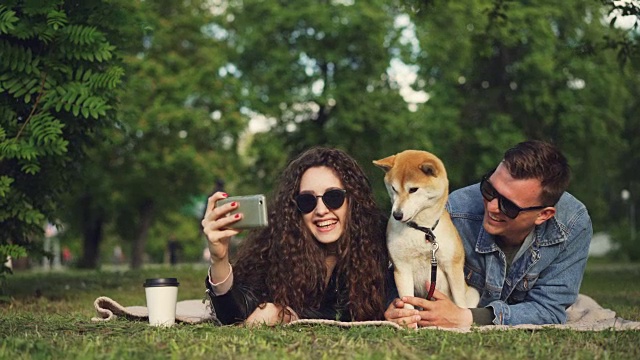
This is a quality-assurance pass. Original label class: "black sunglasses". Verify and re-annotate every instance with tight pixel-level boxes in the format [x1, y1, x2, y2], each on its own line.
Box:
[480, 171, 548, 219]
[295, 189, 347, 214]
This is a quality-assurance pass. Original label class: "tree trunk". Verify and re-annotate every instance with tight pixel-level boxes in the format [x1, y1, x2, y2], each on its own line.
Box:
[77, 195, 104, 269]
[130, 199, 155, 269]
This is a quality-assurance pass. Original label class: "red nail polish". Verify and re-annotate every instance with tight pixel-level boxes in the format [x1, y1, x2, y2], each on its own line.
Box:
[234, 214, 241, 219]
[222, 193, 228, 198]
[231, 202, 237, 207]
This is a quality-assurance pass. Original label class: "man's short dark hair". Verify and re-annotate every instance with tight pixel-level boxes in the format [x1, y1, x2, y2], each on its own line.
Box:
[502, 140, 571, 206]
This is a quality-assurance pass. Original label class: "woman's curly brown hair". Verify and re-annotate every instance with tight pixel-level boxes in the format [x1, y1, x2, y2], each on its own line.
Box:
[233, 147, 390, 321]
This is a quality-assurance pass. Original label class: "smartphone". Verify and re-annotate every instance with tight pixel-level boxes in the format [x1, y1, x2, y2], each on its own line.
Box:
[216, 194, 268, 229]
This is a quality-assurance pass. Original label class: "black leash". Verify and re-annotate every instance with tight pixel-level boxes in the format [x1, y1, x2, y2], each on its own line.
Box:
[407, 220, 439, 301]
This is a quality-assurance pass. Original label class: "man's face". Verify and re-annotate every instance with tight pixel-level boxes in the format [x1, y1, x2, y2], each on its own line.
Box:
[482, 163, 553, 245]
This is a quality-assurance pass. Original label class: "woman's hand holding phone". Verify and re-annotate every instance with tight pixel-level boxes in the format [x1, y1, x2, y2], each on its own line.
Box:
[202, 192, 268, 284]
[201, 192, 242, 283]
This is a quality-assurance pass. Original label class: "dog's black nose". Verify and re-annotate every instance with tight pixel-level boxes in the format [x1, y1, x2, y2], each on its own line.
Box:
[393, 211, 403, 221]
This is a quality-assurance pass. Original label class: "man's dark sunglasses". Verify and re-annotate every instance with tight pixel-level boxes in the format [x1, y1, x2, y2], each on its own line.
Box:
[480, 170, 548, 219]
[295, 189, 347, 214]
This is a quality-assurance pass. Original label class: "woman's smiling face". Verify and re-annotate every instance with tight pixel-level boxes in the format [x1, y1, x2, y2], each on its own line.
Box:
[298, 166, 348, 245]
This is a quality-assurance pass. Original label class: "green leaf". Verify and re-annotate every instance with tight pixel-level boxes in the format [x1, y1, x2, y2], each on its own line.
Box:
[0, 5, 19, 34]
[0, 175, 14, 197]
[46, 9, 68, 30]
[21, 163, 40, 175]
[0, 244, 27, 259]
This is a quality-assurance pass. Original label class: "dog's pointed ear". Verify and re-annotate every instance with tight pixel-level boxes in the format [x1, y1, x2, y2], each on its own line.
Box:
[420, 162, 438, 177]
[373, 155, 395, 173]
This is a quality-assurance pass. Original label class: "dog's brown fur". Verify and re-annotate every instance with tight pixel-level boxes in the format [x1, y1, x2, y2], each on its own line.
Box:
[374, 150, 479, 308]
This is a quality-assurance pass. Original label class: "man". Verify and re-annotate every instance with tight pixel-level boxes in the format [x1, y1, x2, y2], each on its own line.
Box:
[384, 140, 593, 327]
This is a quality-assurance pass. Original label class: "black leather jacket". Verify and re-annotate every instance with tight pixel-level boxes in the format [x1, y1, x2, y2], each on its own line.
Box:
[206, 265, 397, 325]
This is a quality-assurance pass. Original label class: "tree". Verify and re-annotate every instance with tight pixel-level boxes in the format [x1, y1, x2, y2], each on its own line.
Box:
[406, 0, 635, 229]
[601, 0, 639, 66]
[210, 0, 430, 206]
[61, 0, 245, 269]
[0, 0, 134, 277]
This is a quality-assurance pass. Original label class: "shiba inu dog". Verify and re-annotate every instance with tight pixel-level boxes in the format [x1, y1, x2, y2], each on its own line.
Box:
[374, 150, 479, 309]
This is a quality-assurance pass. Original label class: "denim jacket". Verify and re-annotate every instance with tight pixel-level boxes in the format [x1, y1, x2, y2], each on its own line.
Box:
[446, 183, 593, 325]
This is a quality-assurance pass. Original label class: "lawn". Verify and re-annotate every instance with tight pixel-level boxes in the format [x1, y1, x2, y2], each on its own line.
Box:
[1, 260, 639, 359]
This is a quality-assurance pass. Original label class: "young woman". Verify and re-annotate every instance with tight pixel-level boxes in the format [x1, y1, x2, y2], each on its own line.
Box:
[202, 147, 395, 325]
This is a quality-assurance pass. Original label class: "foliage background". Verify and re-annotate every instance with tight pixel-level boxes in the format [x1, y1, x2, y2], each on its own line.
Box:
[1, 0, 639, 274]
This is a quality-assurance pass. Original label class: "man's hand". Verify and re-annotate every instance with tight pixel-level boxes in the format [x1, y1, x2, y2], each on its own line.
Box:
[413, 284, 473, 328]
[385, 283, 473, 329]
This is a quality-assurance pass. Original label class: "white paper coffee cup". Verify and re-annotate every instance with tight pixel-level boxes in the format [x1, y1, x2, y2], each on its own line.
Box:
[143, 278, 179, 327]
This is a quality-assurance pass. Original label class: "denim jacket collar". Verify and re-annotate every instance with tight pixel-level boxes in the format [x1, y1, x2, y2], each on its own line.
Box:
[475, 216, 567, 254]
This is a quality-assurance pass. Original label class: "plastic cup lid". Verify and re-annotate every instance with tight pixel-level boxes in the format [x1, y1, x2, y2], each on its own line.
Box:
[143, 278, 180, 287]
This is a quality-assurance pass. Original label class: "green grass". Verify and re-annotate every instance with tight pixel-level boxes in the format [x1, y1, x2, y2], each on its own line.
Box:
[1, 261, 639, 359]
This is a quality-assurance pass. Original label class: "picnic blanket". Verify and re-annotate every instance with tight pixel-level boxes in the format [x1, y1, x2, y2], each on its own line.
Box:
[91, 294, 640, 331]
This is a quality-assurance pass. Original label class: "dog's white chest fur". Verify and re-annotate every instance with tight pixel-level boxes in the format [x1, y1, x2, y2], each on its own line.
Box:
[387, 221, 453, 299]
